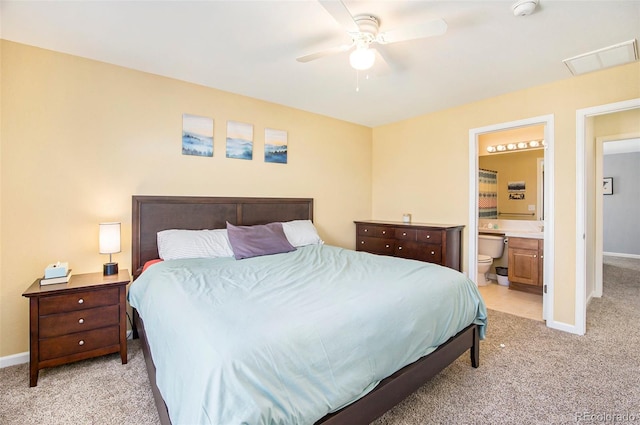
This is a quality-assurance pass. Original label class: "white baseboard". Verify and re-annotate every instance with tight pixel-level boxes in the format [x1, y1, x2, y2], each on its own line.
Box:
[603, 252, 640, 259]
[0, 351, 29, 368]
[1, 330, 133, 369]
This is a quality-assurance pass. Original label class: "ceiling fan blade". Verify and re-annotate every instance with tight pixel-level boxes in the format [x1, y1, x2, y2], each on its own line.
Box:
[318, 0, 359, 33]
[377, 18, 448, 44]
[296, 43, 353, 63]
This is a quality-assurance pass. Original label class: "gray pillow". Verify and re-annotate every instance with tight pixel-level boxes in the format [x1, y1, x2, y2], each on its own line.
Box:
[226, 222, 296, 260]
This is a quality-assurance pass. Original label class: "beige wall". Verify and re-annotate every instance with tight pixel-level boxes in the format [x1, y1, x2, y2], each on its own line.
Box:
[372, 61, 640, 327]
[0, 41, 372, 357]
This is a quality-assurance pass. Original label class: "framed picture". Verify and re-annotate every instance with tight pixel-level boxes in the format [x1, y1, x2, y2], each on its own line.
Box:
[264, 128, 287, 164]
[226, 121, 254, 160]
[603, 177, 613, 195]
[182, 114, 213, 157]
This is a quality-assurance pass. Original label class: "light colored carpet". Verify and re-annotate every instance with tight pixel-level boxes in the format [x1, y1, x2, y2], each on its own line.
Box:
[1, 256, 638, 424]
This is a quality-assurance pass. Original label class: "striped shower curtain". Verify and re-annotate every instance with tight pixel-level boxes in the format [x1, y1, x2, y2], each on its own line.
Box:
[479, 168, 498, 219]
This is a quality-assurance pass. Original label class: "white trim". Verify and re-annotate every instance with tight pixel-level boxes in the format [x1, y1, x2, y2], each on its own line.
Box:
[603, 251, 640, 259]
[469, 114, 555, 327]
[537, 158, 544, 221]
[0, 351, 29, 368]
[576, 98, 640, 337]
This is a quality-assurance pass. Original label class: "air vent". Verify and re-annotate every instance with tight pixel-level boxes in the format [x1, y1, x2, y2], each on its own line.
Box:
[563, 39, 638, 76]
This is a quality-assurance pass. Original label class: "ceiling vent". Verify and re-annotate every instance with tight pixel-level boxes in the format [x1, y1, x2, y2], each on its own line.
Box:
[563, 39, 638, 76]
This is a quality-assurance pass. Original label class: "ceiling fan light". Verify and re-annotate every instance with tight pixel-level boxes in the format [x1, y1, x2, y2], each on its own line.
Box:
[349, 47, 375, 70]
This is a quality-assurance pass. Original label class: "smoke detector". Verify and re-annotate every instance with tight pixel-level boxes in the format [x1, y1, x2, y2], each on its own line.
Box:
[512, 0, 538, 16]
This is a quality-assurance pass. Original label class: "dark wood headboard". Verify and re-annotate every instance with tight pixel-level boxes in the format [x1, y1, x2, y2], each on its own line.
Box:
[131, 196, 313, 277]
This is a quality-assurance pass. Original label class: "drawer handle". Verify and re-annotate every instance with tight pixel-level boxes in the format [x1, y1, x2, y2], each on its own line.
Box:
[385, 244, 390, 248]
[398, 246, 403, 250]
[78, 340, 85, 346]
[426, 235, 431, 239]
[534, 255, 537, 258]
[78, 298, 84, 304]
[361, 241, 365, 244]
[78, 318, 84, 324]
[382, 231, 386, 234]
[402, 232, 407, 236]
[364, 229, 368, 232]
[431, 251, 435, 255]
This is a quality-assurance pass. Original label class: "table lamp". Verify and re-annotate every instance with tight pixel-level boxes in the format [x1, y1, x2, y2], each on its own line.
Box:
[99, 222, 121, 276]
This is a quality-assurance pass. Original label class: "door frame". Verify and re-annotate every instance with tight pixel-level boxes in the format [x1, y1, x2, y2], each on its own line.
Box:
[576, 98, 640, 335]
[468, 114, 555, 325]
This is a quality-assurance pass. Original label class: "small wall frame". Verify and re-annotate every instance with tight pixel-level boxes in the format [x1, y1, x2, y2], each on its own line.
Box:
[603, 177, 613, 195]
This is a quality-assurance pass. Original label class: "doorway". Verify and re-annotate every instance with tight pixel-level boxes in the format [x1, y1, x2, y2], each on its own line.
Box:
[576, 98, 640, 335]
[468, 115, 554, 325]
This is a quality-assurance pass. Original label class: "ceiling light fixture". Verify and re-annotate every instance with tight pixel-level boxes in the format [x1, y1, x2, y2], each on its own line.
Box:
[349, 46, 375, 71]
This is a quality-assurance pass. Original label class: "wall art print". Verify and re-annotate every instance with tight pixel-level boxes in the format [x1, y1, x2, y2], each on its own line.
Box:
[226, 121, 253, 160]
[182, 114, 213, 157]
[264, 128, 288, 164]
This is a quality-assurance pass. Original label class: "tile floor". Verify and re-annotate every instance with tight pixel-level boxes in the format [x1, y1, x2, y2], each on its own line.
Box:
[477, 280, 543, 321]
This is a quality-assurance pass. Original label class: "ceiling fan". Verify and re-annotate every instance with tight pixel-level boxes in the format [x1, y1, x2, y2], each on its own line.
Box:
[296, 0, 448, 71]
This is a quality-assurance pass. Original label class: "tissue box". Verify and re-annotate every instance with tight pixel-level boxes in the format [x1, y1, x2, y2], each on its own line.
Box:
[44, 262, 69, 279]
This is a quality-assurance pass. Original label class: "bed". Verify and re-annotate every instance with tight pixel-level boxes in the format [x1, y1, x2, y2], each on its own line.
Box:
[129, 195, 487, 425]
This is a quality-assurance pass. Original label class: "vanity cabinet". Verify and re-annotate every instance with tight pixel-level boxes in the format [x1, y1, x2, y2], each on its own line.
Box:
[507, 237, 543, 295]
[354, 221, 464, 271]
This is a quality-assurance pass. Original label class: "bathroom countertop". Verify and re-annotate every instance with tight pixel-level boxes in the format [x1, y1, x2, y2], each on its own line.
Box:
[505, 231, 544, 239]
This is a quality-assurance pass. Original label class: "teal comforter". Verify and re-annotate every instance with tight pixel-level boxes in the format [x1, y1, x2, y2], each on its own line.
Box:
[128, 245, 487, 424]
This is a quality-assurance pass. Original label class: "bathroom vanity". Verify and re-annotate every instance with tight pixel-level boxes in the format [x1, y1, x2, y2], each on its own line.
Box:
[507, 236, 543, 294]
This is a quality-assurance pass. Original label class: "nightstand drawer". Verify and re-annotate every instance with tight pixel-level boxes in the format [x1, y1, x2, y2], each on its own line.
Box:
[39, 305, 119, 338]
[39, 288, 119, 315]
[39, 326, 119, 361]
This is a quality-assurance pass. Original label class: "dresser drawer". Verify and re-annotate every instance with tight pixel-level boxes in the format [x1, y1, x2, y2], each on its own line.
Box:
[395, 228, 417, 241]
[39, 305, 120, 338]
[357, 236, 395, 255]
[416, 245, 443, 264]
[394, 242, 442, 263]
[39, 288, 119, 315]
[39, 326, 119, 361]
[357, 225, 393, 238]
[417, 230, 442, 244]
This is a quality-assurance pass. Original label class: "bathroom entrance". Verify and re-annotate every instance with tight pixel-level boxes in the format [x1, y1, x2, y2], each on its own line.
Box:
[468, 115, 554, 324]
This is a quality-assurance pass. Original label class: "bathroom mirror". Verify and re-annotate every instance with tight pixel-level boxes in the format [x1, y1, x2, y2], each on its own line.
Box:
[478, 125, 545, 221]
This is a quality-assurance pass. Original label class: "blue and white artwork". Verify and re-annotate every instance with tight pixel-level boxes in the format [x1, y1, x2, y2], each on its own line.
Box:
[182, 114, 213, 157]
[264, 128, 288, 164]
[226, 121, 253, 160]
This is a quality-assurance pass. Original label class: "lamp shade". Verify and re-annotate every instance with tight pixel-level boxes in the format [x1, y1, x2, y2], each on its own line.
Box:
[99, 222, 121, 254]
[349, 47, 375, 71]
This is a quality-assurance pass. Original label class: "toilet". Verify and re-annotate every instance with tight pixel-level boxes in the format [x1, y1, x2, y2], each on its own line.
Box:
[477, 234, 506, 286]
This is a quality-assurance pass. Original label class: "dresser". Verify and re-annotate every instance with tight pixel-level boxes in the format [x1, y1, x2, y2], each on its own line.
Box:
[354, 221, 464, 271]
[22, 270, 130, 386]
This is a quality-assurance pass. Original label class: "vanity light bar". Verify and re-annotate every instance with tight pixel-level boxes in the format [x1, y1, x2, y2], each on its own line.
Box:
[486, 139, 544, 153]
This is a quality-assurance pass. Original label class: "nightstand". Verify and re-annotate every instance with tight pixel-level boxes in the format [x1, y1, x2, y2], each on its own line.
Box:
[22, 269, 130, 387]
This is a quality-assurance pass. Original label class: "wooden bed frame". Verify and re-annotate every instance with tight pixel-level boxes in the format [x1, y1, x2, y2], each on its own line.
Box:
[130, 195, 480, 425]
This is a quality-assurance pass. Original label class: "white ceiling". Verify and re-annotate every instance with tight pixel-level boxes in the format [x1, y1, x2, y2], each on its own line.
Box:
[1, 1, 639, 127]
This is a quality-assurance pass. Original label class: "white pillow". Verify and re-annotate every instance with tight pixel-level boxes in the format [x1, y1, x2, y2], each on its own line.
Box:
[281, 220, 324, 247]
[157, 229, 234, 260]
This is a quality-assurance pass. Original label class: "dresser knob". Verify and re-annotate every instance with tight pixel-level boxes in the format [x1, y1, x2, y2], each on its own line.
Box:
[78, 318, 84, 324]
[426, 235, 431, 239]
[382, 231, 386, 234]
[398, 246, 403, 250]
[78, 340, 85, 346]
[402, 232, 407, 236]
[78, 298, 84, 304]
[361, 241, 365, 244]
[431, 251, 435, 255]
[385, 244, 390, 248]
[364, 229, 368, 232]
